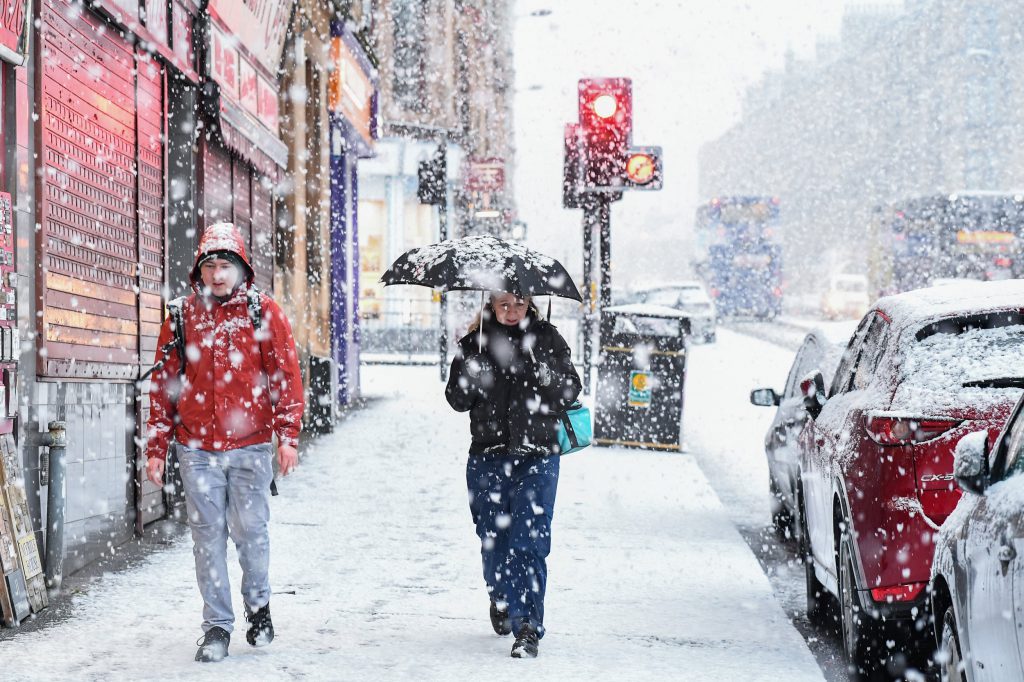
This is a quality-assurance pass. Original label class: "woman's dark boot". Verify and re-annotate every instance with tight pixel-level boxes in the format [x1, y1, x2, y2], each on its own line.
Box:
[510, 624, 539, 658]
[489, 598, 511, 636]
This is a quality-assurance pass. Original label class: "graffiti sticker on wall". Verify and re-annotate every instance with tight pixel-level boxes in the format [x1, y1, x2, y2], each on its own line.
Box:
[628, 370, 652, 407]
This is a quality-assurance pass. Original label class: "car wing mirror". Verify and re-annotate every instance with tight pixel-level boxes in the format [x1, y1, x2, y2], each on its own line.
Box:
[749, 388, 780, 407]
[800, 370, 827, 420]
[954, 430, 989, 495]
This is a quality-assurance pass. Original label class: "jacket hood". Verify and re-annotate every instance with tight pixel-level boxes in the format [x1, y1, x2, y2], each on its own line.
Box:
[189, 222, 255, 286]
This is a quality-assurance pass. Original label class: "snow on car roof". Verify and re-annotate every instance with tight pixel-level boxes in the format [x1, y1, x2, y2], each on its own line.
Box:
[876, 279, 1024, 326]
[635, 281, 704, 291]
[604, 303, 694, 319]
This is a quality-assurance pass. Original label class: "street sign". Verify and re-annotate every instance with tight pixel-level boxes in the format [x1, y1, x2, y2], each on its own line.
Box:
[465, 158, 505, 192]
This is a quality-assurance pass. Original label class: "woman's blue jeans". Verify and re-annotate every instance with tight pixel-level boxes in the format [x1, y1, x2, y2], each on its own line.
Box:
[466, 453, 559, 637]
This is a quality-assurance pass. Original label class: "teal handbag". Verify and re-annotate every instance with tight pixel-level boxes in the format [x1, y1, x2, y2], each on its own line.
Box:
[557, 402, 592, 455]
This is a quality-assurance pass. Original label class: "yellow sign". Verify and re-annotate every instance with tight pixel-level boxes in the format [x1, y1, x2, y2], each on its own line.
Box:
[956, 230, 1015, 245]
[628, 370, 652, 407]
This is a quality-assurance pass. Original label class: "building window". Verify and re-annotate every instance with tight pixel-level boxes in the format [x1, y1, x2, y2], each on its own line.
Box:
[392, 0, 426, 111]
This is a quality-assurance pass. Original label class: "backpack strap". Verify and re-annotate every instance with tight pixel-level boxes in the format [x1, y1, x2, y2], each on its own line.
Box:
[167, 297, 187, 376]
[246, 285, 273, 379]
[246, 285, 263, 331]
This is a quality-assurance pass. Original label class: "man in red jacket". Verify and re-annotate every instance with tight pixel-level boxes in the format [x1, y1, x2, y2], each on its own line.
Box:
[145, 222, 304, 662]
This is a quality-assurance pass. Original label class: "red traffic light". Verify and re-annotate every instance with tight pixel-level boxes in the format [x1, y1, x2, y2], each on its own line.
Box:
[591, 94, 618, 119]
[578, 78, 632, 144]
[625, 152, 656, 184]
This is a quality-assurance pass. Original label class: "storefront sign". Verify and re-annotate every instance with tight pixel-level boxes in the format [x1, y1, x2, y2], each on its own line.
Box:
[466, 158, 506, 192]
[210, 24, 239, 101]
[239, 58, 258, 119]
[328, 36, 375, 148]
[0, 0, 29, 65]
[171, 1, 193, 68]
[257, 75, 279, 132]
[208, 0, 294, 73]
[143, 0, 168, 45]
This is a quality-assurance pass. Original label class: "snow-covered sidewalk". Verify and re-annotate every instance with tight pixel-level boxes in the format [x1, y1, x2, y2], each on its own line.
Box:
[1, 364, 822, 681]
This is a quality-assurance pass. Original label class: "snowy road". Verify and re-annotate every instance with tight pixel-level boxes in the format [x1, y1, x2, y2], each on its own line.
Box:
[1, 362, 823, 681]
[686, 328, 850, 680]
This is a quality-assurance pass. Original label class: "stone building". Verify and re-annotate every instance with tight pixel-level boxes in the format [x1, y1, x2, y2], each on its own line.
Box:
[357, 0, 516, 354]
[698, 1, 1024, 294]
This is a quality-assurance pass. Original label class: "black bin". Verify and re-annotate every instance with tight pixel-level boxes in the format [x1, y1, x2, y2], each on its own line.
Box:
[593, 304, 690, 451]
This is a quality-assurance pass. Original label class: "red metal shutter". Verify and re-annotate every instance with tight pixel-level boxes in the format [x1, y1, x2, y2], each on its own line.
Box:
[136, 51, 165, 373]
[39, 0, 140, 379]
[232, 156, 252, 242]
[135, 49, 167, 526]
[250, 174, 274, 291]
[201, 139, 233, 225]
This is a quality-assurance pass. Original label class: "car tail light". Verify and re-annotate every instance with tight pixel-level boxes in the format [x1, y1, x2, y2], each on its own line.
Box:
[870, 582, 926, 604]
[864, 415, 961, 445]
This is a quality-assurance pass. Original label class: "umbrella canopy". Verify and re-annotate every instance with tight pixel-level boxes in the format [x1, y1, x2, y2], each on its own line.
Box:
[380, 234, 582, 301]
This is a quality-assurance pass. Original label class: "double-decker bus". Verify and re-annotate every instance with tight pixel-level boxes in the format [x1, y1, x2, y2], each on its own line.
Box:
[870, 192, 1024, 295]
[694, 196, 782, 319]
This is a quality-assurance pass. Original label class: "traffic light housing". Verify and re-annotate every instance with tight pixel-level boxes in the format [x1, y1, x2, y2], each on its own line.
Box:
[563, 123, 583, 208]
[578, 78, 631, 188]
[417, 149, 447, 205]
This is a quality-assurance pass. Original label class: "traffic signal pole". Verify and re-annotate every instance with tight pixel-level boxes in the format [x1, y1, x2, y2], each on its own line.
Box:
[566, 77, 662, 393]
[581, 196, 596, 394]
[598, 194, 612, 311]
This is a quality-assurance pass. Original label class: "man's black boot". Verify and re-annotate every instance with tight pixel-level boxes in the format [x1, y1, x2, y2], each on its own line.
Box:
[510, 624, 539, 658]
[489, 598, 511, 636]
[195, 626, 230, 662]
[246, 603, 275, 647]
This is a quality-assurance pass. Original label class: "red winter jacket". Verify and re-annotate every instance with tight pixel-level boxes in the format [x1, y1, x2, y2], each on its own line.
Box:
[145, 223, 304, 461]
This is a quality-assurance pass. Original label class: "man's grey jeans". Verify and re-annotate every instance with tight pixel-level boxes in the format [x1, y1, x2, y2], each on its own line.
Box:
[178, 443, 274, 633]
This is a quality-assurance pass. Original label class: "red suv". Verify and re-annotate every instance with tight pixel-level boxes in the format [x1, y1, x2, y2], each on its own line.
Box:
[796, 281, 1024, 677]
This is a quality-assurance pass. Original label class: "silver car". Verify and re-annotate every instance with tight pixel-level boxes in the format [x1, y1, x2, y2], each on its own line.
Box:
[750, 331, 843, 538]
[931, 384, 1024, 682]
[632, 282, 718, 342]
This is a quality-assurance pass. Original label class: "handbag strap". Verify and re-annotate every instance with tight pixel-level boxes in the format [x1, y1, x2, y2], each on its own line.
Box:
[560, 412, 580, 450]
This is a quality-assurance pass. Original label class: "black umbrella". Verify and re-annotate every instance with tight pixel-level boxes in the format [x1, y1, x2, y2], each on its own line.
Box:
[380, 234, 582, 301]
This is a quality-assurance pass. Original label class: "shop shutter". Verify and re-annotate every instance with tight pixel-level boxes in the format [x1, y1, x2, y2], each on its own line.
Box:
[39, 0, 141, 379]
[250, 174, 274, 292]
[135, 50, 167, 526]
[232, 156, 252, 243]
[202, 139, 233, 224]
[136, 51, 166, 373]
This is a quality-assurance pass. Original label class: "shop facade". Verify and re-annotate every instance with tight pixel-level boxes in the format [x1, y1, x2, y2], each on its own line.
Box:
[17, 0, 292, 583]
[327, 22, 376, 407]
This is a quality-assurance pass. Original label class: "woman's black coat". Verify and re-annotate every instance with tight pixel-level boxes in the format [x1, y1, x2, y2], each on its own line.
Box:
[446, 309, 582, 456]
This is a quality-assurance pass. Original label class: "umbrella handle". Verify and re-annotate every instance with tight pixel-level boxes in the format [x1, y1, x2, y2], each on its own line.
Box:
[479, 291, 485, 353]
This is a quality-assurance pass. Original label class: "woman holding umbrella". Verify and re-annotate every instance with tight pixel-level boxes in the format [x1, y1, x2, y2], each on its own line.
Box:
[445, 291, 581, 658]
[381, 235, 584, 657]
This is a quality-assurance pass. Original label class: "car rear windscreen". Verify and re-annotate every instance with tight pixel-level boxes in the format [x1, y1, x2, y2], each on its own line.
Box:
[905, 311, 1024, 388]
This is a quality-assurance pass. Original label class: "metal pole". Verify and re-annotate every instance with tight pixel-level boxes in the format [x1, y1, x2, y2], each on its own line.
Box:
[438, 142, 449, 381]
[44, 420, 67, 595]
[581, 196, 597, 395]
[599, 194, 612, 311]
